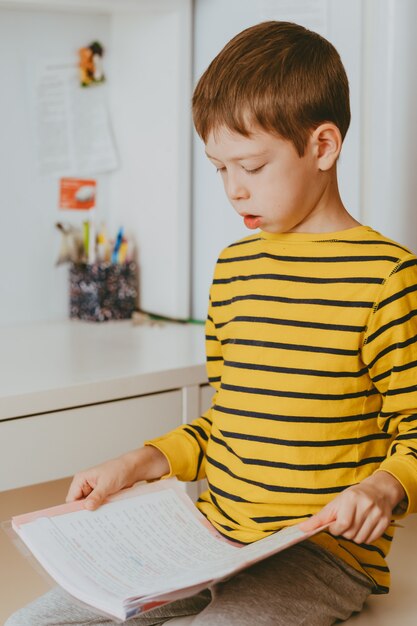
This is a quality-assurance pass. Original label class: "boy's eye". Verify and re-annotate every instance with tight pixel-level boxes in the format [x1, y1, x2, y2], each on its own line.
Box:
[244, 165, 264, 175]
[215, 165, 264, 175]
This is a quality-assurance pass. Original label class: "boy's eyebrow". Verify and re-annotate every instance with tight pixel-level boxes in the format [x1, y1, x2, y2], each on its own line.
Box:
[205, 150, 268, 162]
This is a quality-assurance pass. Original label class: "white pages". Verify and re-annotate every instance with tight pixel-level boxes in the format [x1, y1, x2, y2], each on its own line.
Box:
[11, 479, 324, 622]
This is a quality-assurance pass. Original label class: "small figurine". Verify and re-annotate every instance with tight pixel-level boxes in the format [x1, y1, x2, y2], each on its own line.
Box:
[78, 41, 105, 87]
[55, 222, 85, 265]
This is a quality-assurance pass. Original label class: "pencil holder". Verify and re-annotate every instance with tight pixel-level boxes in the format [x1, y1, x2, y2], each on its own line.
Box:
[69, 262, 138, 322]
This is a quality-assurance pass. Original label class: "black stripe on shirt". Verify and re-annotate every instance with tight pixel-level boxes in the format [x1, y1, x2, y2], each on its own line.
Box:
[184, 424, 209, 441]
[312, 238, 409, 253]
[210, 492, 240, 525]
[213, 273, 384, 286]
[339, 537, 386, 559]
[222, 359, 368, 378]
[210, 525, 249, 545]
[377, 283, 417, 310]
[208, 480, 250, 502]
[372, 359, 417, 383]
[219, 429, 391, 448]
[216, 315, 365, 333]
[394, 258, 417, 273]
[214, 403, 379, 424]
[221, 337, 359, 357]
[183, 427, 205, 481]
[217, 252, 399, 264]
[366, 333, 417, 369]
[216, 523, 234, 531]
[251, 513, 308, 523]
[207, 455, 353, 495]
[359, 563, 390, 573]
[379, 413, 400, 433]
[393, 431, 417, 441]
[210, 433, 384, 471]
[366, 309, 417, 344]
[220, 382, 377, 401]
[385, 383, 417, 397]
[212, 293, 374, 309]
[227, 237, 262, 249]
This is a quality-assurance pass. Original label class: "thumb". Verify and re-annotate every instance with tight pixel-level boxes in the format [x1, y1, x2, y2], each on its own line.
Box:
[84, 489, 106, 510]
[299, 508, 334, 533]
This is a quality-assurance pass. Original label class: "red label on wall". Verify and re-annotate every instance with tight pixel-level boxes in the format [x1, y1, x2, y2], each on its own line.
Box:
[59, 178, 96, 210]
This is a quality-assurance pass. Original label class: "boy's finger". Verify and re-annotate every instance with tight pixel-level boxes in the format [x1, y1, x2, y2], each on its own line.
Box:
[84, 490, 106, 510]
[327, 506, 356, 536]
[299, 513, 325, 532]
[66, 480, 85, 503]
[299, 508, 335, 532]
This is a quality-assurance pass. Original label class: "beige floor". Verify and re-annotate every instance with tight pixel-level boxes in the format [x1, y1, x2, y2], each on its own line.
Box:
[346, 514, 417, 625]
[0, 477, 72, 625]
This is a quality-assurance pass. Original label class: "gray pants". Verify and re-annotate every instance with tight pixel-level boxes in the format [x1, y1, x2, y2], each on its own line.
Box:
[5, 541, 373, 626]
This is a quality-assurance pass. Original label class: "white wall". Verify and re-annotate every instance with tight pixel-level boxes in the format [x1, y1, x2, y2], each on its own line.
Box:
[107, 0, 192, 320]
[361, 0, 417, 253]
[0, 0, 192, 326]
[191, 0, 363, 320]
[0, 8, 112, 326]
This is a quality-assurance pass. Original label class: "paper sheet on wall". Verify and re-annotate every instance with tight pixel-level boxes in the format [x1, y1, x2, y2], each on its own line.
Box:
[259, 0, 328, 36]
[32, 58, 118, 177]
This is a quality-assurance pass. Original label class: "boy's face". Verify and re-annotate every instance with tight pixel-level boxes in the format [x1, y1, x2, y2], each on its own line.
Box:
[205, 125, 327, 234]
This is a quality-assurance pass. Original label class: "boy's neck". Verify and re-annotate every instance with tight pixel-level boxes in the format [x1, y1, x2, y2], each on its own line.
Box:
[288, 170, 361, 234]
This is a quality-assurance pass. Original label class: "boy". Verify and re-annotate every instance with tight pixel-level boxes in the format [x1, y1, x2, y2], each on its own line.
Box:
[7, 20, 417, 626]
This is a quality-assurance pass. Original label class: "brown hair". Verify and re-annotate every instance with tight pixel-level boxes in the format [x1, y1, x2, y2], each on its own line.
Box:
[192, 21, 350, 156]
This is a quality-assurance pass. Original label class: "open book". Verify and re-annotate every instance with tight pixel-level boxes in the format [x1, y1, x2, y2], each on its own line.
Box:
[10, 478, 326, 622]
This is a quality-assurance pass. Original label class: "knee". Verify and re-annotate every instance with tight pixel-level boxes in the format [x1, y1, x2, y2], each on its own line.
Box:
[4, 607, 29, 626]
[3, 588, 69, 626]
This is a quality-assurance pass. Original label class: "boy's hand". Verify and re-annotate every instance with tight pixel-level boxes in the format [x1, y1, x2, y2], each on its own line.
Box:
[65, 446, 170, 510]
[299, 471, 406, 545]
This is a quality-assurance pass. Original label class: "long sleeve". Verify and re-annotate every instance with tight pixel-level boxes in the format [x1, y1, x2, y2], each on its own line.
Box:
[146, 289, 223, 481]
[362, 255, 417, 515]
[149, 228, 417, 593]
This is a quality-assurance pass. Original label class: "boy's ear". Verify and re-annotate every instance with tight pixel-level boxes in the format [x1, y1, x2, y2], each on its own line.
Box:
[310, 123, 342, 171]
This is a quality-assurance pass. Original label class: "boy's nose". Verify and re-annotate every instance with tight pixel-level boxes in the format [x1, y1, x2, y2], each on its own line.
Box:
[227, 177, 250, 201]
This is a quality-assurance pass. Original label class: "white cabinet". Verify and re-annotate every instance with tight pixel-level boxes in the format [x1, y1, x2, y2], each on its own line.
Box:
[0, 390, 182, 491]
[0, 320, 208, 492]
[200, 384, 215, 414]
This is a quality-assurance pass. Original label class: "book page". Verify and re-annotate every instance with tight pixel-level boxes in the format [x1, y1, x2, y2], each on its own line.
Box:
[16, 486, 240, 601]
[13, 480, 326, 617]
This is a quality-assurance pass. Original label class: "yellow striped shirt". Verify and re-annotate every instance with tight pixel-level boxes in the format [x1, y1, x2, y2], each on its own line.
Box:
[149, 226, 417, 593]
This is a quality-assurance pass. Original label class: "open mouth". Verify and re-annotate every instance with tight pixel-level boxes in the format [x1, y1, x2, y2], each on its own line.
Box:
[243, 214, 261, 229]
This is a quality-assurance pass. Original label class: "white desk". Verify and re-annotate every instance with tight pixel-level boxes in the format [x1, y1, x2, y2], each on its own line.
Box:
[0, 320, 210, 491]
